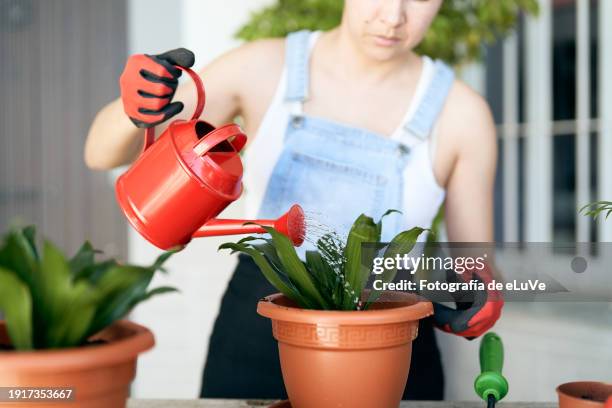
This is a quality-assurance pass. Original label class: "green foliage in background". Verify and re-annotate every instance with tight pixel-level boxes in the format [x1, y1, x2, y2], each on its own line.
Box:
[220, 212, 426, 311]
[580, 201, 612, 220]
[0, 226, 177, 350]
[236, 0, 539, 66]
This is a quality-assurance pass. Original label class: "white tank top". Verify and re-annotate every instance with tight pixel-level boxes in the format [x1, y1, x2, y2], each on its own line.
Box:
[242, 32, 447, 233]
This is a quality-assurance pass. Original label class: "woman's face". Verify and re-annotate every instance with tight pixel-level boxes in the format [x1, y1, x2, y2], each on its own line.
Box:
[342, 0, 443, 61]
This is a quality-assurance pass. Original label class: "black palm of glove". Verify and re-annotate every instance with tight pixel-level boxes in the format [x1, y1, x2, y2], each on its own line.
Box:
[119, 48, 195, 128]
[431, 265, 503, 339]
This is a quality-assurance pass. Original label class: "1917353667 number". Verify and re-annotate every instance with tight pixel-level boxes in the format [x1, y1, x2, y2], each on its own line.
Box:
[0, 387, 75, 402]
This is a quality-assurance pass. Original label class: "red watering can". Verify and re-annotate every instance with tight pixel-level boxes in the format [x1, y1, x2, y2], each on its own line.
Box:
[115, 66, 305, 250]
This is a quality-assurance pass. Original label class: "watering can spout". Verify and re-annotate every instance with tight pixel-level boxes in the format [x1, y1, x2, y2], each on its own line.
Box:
[193, 204, 305, 247]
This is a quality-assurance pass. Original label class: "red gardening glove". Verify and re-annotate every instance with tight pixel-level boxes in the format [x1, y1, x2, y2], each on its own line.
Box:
[119, 48, 195, 128]
[433, 263, 504, 339]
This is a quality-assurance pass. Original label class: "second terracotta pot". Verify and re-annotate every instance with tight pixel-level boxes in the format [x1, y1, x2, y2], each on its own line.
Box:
[0, 320, 154, 408]
[257, 291, 433, 408]
[557, 381, 612, 408]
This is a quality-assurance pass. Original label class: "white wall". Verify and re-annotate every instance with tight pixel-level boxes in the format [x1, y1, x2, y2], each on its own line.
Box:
[126, 0, 272, 398]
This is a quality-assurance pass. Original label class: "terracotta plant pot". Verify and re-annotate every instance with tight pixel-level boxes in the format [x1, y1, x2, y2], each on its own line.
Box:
[0, 320, 154, 408]
[557, 381, 612, 408]
[257, 291, 433, 408]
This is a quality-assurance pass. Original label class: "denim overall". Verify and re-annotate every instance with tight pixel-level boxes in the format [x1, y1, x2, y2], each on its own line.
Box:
[201, 30, 454, 400]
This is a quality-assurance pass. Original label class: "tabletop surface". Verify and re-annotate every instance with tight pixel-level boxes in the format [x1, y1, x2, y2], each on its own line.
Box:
[127, 399, 557, 407]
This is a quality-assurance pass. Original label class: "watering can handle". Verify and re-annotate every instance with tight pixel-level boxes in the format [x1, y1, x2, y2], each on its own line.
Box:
[143, 66, 206, 151]
[192, 125, 247, 157]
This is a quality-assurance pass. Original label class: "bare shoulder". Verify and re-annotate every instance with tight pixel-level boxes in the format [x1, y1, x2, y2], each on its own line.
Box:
[196, 37, 285, 129]
[441, 79, 495, 144]
[212, 37, 285, 93]
[229, 37, 284, 67]
[216, 38, 285, 129]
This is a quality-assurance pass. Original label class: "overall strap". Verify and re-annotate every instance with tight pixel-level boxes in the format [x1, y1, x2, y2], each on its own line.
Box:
[398, 60, 455, 147]
[284, 30, 313, 116]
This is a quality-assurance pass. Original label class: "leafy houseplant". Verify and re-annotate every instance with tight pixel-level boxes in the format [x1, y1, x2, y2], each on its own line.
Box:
[221, 213, 434, 408]
[581, 201, 612, 221]
[236, 0, 539, 66]
[0, 226, 175, 408]
[220, 211, 425, 311]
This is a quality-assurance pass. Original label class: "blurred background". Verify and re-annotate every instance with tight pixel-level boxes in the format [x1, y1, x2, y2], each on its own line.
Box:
[1, 0, 611, 402]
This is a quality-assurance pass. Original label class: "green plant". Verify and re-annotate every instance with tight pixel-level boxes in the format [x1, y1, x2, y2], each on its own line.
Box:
[236, 0, 539, 66]
[580, 201, 612, 220]
[0, 226, 176, 350]
[220, 211, 426, 311]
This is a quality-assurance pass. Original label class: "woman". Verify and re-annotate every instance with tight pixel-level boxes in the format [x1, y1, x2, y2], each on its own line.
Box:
[85, 0, 501, 400]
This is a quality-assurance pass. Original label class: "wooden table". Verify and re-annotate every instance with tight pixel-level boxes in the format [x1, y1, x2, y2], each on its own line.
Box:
[128, 400, 557, 407]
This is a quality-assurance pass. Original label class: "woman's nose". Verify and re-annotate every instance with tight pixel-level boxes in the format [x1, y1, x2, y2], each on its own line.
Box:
[378, 0, 406, 27]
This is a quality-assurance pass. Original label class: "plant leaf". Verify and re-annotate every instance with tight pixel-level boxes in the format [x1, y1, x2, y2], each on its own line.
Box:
[36, 242, 99, 348]
[86, 265, 155, 337]
[261, 226, 329, 309]
[0, 227, 38, 288]
[36, 241, 73, 347]
[68, 241, 97, 278]
[49, 281, 96, 348]
[254, 239, 287, 276]
[376, 209, 402, 238]
[151, 250, 177, 272]
[343, 214, 379, 309]
[73, 259, 118, 283]
[366, 227, 426, 305]
[129, 286, 180, 307]
[305, 251, 332, 290]
[304, 250, 336, 306]
[237, 236, 265, 245]
[427, 204, 444, 245]
[21, 226, 39, 260]
[0, 267, 33, 350]
[315, 232, 346, 305]
[580, 201, 612, 219]
[219, 242, 312, 308]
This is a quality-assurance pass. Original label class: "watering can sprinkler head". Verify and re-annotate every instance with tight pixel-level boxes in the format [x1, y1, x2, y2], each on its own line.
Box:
[273, 204, 305, 246]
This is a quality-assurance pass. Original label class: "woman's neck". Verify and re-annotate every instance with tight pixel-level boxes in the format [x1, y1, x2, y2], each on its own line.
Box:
[320, 26, 420, 84]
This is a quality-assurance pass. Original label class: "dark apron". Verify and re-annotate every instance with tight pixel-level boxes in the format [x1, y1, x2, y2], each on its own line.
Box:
[200, 254, 444, 400]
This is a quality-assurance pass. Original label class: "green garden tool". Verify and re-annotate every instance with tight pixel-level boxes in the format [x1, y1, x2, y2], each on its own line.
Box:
[474, 332, 509, 408]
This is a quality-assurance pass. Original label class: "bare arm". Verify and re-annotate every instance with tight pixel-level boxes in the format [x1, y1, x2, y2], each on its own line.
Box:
[430, 85, 503, 338]
[438, 82, 497, 243]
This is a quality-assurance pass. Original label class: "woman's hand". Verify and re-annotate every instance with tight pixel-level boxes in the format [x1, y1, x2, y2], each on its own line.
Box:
[120, 48, 195, 128]
[432, 263, 504, 339]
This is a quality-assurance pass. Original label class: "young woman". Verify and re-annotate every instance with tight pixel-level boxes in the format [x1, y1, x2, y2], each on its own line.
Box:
[86, 0, 501, 400]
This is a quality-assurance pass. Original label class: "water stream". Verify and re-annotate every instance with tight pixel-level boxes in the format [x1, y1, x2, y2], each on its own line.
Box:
[301, 211, 360, 308]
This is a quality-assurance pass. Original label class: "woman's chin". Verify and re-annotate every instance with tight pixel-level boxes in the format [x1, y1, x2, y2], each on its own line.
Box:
[362, 45, 409, 63]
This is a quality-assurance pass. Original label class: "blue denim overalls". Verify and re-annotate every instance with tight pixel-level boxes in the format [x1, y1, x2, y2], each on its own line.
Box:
[201, 30, 454, 400]
[258, 30, 454, 249]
